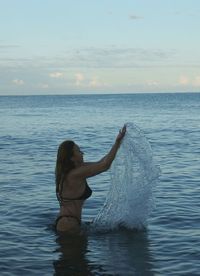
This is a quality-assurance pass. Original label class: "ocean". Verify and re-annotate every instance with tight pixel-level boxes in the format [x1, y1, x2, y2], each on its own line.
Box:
[0, 93, 199, 275]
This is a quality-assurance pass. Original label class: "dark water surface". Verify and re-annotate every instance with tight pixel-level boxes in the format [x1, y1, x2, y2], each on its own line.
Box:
[0, 93, 200, 275]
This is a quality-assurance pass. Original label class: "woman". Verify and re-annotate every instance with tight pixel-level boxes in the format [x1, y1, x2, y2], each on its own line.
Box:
[55, 125, 126, 234]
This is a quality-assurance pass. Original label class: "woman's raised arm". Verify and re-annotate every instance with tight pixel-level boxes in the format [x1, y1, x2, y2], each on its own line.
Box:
[70, 125, 126, 179]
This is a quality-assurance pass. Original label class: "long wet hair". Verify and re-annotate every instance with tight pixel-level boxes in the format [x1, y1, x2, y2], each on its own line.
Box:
[55, 140, 75, 199]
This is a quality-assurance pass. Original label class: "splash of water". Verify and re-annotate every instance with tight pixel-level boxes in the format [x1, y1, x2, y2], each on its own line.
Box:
[92, 123, 160, 231]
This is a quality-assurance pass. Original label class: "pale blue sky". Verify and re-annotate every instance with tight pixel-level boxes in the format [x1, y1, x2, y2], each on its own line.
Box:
[0, 0, 200, 95]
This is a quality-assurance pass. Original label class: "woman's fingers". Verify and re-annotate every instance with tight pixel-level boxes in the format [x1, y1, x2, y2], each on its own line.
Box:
[121, 124, 126, 135]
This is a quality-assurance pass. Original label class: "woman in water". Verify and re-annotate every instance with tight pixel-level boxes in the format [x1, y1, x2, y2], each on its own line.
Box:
[55, 125, 126, 234]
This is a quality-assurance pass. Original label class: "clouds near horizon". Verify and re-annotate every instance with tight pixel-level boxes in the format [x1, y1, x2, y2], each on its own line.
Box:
[0, 0, 200, 95]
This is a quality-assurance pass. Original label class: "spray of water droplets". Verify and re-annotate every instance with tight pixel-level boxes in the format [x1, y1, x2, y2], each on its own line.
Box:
[92, 123, 160, 231]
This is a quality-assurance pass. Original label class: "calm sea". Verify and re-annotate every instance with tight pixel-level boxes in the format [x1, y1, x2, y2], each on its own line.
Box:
[0, 93, 199, 275]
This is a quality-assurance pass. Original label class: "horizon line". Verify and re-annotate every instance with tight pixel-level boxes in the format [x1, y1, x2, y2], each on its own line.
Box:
[0, 91, 200, 97]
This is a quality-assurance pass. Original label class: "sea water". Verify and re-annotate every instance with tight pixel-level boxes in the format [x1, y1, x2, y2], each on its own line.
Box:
[0, 93, 200, 275]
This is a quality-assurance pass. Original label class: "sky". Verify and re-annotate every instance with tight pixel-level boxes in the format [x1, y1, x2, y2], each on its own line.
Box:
[0, 0, 200, 95]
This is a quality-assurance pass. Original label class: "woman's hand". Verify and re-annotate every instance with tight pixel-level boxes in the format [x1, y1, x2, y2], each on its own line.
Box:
[116, 124, 126, 144]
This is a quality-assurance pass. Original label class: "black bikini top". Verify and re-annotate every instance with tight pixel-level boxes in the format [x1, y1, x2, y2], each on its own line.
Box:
[57, 181, 92, 203]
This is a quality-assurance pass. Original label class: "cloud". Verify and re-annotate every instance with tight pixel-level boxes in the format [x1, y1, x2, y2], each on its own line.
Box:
[179, 75, 200, 87]
[0, 46, 179, 71]
[40, 83, 49, 89]
[193, 76, 200, 87]
[12, 79, 24, 85]
[179, 75, 190, 85]
[129, 14, 143, 20]
[49, 72, 64, 78]
[64, 46, 175, 69]
[88, 76, 108, 88]
[74, 73, 109, 89]
[89, 77, 99, 88]
[146, 80, 159, 86]
[173, 11, 199, 17]
[75, 73, 84, 86]
[0, 44, 19, 50]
